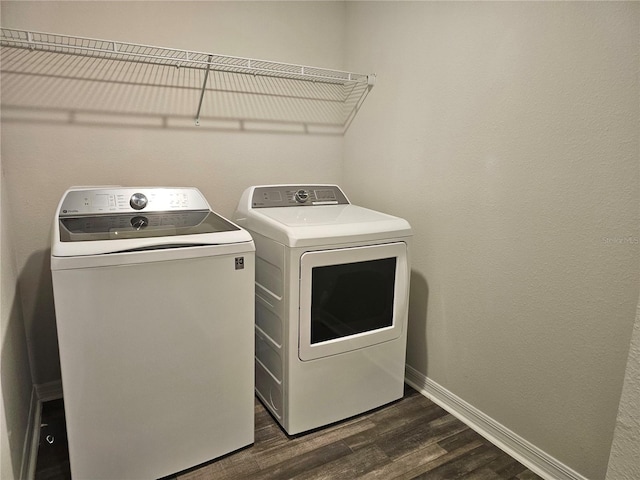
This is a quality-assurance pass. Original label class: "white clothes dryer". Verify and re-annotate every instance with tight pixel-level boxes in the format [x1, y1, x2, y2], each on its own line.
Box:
[51, 187, 255, 479]
[234, 184, 412, 435]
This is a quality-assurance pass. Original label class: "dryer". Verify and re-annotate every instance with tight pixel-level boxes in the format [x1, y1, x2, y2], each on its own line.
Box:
[234, 184, 412, 435]
[51, 187, 255, 479]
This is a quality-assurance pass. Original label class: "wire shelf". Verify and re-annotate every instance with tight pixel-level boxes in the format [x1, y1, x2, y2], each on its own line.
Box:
[0, 28, 374, 132]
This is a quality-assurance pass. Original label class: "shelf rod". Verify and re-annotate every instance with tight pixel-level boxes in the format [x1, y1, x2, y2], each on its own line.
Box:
[195, 54, 213, 126]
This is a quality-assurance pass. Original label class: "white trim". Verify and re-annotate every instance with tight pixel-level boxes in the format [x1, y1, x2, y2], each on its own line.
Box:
[20, 381, 64, 480]
[20, 387, 41, 480]
[35, 380, 63, 402]
[405, 365, 588, 480]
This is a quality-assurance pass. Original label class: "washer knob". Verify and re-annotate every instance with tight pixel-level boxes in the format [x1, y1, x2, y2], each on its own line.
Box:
[294, 189, 309, 203]
[130, 193, 148, 210]
[130, 216, 149, 230]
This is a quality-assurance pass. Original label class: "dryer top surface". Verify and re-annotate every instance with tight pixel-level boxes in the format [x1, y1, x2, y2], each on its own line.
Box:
[240, 203, 412, 247]
[257, 203, 397, 227]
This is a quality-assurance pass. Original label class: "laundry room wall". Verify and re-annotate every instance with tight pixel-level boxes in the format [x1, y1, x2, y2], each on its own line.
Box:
[343, 2, 639, 480]
[3, 2, 639, 479]
[1, 161, 33, 479]
[0, 1, 346, 386]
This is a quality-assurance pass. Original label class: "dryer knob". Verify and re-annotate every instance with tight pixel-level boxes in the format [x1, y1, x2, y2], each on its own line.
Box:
[294, 189, 309, 203]
[130, 193, 148, 210]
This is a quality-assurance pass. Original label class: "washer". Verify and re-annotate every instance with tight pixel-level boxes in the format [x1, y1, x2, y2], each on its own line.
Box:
[234, 184, 412, 435]
[51, 187, 255, 479]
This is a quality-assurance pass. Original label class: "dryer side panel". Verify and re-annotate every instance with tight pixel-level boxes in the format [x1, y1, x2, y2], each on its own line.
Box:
[251, 232, 287, 421]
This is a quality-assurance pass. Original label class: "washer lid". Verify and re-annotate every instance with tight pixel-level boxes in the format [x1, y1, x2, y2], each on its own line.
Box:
[243, 204, 412, 247]
[58, 210, 238, 243]
[52, 187, 253, 257]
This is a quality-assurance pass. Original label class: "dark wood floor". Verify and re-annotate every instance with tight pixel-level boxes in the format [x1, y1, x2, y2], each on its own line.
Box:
[36, 385, 542, 480]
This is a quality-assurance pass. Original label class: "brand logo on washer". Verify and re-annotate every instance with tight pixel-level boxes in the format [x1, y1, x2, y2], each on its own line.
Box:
[235, 257, 244, 270]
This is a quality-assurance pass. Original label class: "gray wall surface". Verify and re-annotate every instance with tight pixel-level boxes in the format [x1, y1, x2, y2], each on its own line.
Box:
[1, 2, 639, 479]
[343, 3, 639, 479]
[1, 0, 346, 385]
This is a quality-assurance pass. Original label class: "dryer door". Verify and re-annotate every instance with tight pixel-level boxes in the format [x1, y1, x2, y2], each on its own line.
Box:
[299, 242, 408, 361]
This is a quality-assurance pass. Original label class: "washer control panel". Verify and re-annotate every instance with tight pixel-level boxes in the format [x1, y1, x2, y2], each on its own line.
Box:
[251, 185, 349, 208]
[59, 187, 210, 217]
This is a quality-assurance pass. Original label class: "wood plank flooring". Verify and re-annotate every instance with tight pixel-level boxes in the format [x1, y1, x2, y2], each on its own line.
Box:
[35, 385, 542, 480]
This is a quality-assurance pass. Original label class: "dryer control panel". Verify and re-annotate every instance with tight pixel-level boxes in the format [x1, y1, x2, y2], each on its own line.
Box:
[251, 185, 349, 208]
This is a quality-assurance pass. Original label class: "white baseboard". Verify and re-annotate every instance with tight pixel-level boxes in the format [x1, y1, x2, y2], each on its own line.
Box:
[405, 365, 588, 480]
[19, 380, 64, 480]
[20, 386, 41, 480]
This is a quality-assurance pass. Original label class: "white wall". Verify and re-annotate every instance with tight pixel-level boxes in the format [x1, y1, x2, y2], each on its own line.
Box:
[1, 160, 33, 478]
[343, 2, 639, 479]
[1, 0, 346, 385]
[2, 2, 640, 480]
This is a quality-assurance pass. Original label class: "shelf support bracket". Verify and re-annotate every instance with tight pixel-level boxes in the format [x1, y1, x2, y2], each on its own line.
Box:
[367, 74, 376, 90]
[195, 54, 213, 126]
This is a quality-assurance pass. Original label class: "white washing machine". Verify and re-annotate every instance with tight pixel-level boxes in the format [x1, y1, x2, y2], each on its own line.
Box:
[234, 184, 412, 435]
[51, 187, 255, 479]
